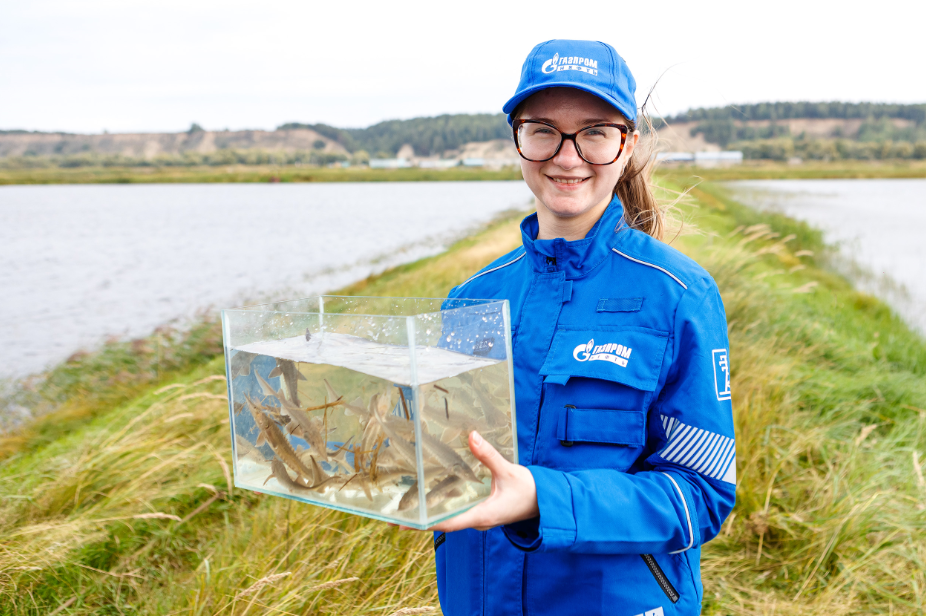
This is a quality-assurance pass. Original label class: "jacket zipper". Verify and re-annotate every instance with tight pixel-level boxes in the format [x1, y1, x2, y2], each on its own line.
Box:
[531, 383, 547, 464]
[640, 554, 680, 603]
[521, 554, 529, 616]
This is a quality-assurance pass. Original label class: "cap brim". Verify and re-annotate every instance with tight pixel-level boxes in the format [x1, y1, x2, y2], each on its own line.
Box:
[503, 82, 636, 125]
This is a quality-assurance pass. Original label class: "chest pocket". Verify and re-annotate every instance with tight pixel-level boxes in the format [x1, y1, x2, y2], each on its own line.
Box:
[534, 326, 669, 471]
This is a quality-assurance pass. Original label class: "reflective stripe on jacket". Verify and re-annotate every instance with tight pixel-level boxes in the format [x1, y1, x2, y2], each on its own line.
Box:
[434, 195, 736, 616]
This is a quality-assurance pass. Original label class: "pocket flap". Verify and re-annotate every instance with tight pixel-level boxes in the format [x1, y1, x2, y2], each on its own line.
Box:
[597, 298, 643, 312]
[556, 407, 645, 446]
[540, 326, 669, 392]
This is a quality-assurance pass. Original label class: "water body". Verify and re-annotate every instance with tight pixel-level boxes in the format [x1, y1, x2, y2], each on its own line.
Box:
[723, 179, 926, 335]
[0, 182, 532, 379]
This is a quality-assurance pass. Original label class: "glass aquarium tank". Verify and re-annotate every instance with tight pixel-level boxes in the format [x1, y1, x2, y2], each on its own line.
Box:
[221, 296, 516, 529]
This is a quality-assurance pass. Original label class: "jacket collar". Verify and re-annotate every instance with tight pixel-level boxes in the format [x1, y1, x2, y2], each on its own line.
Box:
[520, 193, 626, 278]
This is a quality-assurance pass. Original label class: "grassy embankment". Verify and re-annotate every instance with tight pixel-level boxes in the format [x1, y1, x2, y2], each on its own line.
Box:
[660, 159, 926, 181]
[2, 159, 926, 185]
[2, 179, 926, 614]
[0, 165, 522, 185]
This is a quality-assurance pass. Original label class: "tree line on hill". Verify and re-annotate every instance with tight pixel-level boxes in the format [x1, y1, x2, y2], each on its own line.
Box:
[5, 102, 926, 167]
[663, 102, 926, 160]
[665, 101, 926, 124]
[281, 102, 926, 162]
[278, 113, 511, 158]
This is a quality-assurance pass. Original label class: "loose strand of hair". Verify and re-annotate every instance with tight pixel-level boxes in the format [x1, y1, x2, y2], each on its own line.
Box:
[615, 77, 696, 243]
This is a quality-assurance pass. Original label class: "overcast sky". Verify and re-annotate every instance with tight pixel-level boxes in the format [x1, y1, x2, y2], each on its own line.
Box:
[2, 0, 924, 134]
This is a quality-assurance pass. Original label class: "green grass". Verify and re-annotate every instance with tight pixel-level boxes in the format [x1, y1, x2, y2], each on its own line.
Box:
[660, 159, 926, 181]
[0, 165, 522, 185]
[2, 186, 925, 614]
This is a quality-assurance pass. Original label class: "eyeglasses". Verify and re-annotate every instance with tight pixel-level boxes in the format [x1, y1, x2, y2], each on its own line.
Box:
[512, 119, 630, 165]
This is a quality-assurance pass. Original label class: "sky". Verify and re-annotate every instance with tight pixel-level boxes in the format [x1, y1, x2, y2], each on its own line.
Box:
[2, 0, 924, 134]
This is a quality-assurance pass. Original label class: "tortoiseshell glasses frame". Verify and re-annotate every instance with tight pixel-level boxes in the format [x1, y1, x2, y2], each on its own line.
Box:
[511, 119, 630, 165]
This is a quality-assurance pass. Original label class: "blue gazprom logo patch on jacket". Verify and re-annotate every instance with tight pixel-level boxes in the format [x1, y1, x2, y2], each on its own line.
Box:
[572, 338, 632, 367]
[541, 327, 669, 392]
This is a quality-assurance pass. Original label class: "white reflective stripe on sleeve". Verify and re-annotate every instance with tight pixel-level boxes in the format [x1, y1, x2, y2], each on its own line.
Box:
[662, 472, 694, 553]
[458, 251, 525, 288]
[612, 249, 688, 290]
[659, 415, 737, 485]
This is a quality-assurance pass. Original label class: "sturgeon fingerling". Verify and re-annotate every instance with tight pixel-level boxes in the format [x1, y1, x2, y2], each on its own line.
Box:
[223, 296, 515, 529]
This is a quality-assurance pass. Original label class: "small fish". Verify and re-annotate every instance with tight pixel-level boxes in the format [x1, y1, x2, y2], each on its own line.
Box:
[254, 370, 305, 421]
[323, 379, 341, 403]
[245, 397, 315, 482]
[265, 458, 312, 493]
[418, 431, 481, 483]
[318, 436, 354, 474]
[370, 403, 419, 471]
[255, 371, 279, 400]
[474, 386, 508, 429]
[344, 397, 370, 420]
[398, 474, 464, 512]
[230, 350, 257, 379]
[268, 358, 307, 406]
[309, 454, 329, 485]
[282, 406, 330, 462]
[235, 434, 268, 464]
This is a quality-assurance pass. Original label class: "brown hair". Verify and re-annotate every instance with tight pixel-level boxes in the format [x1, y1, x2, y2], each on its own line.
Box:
[614, 112, 666, 241]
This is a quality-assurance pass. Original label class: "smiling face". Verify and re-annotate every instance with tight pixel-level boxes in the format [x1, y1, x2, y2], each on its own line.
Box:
[517, 87, 638, 240]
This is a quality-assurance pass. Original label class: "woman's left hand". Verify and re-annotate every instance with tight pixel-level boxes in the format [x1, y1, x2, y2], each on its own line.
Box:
[429, 430, 539, 532]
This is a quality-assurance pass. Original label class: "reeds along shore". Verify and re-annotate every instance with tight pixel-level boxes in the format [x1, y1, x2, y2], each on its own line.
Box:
[1, 181, 925, 614]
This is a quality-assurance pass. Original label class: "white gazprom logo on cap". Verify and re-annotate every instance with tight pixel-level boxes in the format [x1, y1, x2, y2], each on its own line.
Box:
[573, 338, 632, 367]
[541, 52, 599, 76]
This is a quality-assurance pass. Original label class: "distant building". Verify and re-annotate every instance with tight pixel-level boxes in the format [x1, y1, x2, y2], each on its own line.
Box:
[462, 158, 485, 167]
[694, 151, 743, 166]
[418, 159, 459, 169]
[656, 152, 695, 163]
[369, 158, 412, 169]
[396, 144, 415, 160]
[656, 151, 742, 167]
[482, 158, 521, 169]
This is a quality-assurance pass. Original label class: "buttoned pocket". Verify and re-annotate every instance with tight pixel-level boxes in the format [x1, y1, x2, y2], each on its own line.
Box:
[534, 326, 669, 471]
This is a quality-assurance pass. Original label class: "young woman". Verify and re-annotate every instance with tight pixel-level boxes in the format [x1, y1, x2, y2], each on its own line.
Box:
[429, 40, 736, 616]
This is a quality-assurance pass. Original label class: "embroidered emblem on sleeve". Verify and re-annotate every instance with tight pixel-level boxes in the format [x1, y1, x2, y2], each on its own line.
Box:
[712, 349, 731, 401]
[660, 415, 736, 485]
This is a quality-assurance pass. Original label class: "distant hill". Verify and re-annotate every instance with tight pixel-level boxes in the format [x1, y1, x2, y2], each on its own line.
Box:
[659, 102, 926, 160]
[278, 113, 511, 157]
[4, 101, 926, 167]
[0, 127, 346, 159]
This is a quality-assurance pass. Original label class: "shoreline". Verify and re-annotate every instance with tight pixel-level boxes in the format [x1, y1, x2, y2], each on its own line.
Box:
[0, 165, 522, 185]
[2, 160, 926, 185]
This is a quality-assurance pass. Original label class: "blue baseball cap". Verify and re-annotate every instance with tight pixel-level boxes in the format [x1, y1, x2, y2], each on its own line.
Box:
[503, 39, 637, 125]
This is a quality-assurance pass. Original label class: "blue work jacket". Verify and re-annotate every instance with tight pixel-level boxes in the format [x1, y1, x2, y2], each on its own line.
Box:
[434, 195, 736, 616]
